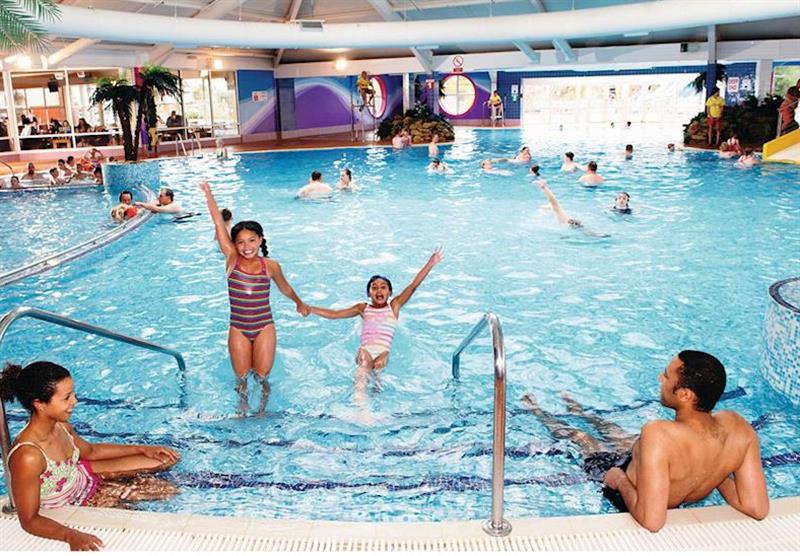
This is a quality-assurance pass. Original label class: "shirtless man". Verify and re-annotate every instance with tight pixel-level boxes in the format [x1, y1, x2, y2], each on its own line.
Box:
[523, 350, 768, 532]
[579, 161, 604, 187]
[136, 188, 183, 213]
[21, 162, 38, 181]
[296, 170, 333, 200]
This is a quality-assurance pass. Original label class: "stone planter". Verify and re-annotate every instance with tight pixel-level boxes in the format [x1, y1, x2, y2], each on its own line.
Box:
[762, 277, 800, 405]
[103, 160, 161, 193]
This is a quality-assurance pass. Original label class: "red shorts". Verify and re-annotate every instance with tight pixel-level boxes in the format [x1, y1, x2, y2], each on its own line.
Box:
[707, 116, 721, 126]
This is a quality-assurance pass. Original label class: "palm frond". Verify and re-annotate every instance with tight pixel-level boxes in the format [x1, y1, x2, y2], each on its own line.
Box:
[0, 0, 61, 52]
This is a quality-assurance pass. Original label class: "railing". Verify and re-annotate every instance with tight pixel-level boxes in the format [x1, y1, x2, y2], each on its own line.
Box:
[175, 134, 189, 157]
[451, 312, 511, 537]
[0, 306, 188, 513]
[0, 185, 154, 287]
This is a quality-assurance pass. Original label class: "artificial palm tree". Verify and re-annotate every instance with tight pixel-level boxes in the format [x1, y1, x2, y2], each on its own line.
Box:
[90, 78, 138, 161]
[133, 65, 182, 156]
[0, 0, 60, 53]
[690, 64, 727, 96]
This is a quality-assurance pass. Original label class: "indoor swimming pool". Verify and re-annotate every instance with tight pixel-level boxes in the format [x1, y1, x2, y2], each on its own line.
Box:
[1, 128, 799, 522]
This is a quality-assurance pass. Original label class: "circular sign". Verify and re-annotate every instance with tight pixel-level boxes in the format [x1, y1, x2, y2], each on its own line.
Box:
[452, 55, 464, 68]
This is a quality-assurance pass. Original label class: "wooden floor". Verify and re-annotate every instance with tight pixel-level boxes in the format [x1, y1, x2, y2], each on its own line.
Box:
[1, 132, 388, 175]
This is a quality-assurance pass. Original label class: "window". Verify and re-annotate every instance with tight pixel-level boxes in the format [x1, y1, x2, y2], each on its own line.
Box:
[209, 71, 238, 136]
[439, 74, 476, 116]
[11, 71, 72, 150]
[0, 77, 9, 152]
[368, 76, 386, 118]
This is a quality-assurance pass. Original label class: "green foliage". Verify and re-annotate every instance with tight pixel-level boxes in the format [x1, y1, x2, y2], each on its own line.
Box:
[689, 64, 727, 95]
[90, 78, 138, 161]
[377, 102, 455, 142]
[133, 64, 182, 155]
[0, 0, 60, 53]
[773, 67, 800, 97]
[682, 94, 783, 148]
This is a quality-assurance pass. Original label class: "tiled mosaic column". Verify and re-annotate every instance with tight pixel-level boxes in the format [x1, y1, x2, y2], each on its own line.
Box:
[762, 277, 800, 405]
[103, 161, 160, 192]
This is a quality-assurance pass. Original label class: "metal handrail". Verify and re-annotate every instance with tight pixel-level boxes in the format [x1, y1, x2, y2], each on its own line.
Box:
[451, 312, 511, 537]
[175, 134, 188, 157]
[0, 306, 188, 513]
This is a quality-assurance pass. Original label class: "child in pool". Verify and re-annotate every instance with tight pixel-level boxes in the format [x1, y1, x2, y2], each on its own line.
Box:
[308, 248, 444, 401]
[200, 180, 309, 414]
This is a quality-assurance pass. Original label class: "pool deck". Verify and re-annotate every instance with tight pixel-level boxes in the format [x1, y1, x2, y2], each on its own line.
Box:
[1, 496, 798, 550]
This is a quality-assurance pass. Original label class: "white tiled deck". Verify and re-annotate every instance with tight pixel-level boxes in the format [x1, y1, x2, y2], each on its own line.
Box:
[2, 496, 798, 550]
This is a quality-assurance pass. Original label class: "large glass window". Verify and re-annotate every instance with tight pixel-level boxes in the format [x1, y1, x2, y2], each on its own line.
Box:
[439, 74, 476, 116]
[11, 70, 73, 150]
[68, 69, 126, 147]
[210, 71, 238, 137]
[0, 74, 11, 152]
[180, 70, 213, 138]
[772, 65, 800, 96]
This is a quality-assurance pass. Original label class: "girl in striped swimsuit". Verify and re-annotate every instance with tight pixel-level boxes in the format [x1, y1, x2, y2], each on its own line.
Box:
[1, 361, 179, 550]
[308, 248, 443, 402]
[201, 181, 309, 414]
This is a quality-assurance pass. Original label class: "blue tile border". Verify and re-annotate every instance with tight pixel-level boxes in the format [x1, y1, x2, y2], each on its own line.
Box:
[762, 277, 800, 405]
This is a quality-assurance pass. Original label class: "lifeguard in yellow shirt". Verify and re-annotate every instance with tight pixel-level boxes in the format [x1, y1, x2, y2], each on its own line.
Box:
[705, 87, 725, 147]
[357, 71, 375, 109]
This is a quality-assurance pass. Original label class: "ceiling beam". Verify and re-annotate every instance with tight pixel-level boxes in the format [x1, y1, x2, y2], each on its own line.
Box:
[274, 0, 305, 68]
[147, 0, 244, 66]
[529, 0, 576, 62]
[512, 41, 540, 64]
[47, 38, 98, 65]
[367, 0, 435, 73]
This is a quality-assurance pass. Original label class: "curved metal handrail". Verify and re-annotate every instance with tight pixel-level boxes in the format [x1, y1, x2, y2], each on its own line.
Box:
[0, 184, 154, 287]
[769, 277, 800, 314]
[451, 312, 511, 537]
[0, 306, 188, 513]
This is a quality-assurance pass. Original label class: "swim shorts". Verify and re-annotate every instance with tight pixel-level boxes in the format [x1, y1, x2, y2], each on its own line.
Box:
[582, 451, 632, 512]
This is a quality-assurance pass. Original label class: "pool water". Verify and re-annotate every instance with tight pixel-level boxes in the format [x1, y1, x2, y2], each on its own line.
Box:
[0, 186, 112, 273]
[1, 128, 799, 521]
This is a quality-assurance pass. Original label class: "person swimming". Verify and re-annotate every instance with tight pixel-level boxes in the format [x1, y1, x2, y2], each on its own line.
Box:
[561, 152, 585, 172]
[428, 158, 449, 173]
[579, 161, 604, 187]
[307, 248, 443, 404]
[535, 180, 609, 238]
[612, 192, 632, 214]
[529, 164, 541, 178]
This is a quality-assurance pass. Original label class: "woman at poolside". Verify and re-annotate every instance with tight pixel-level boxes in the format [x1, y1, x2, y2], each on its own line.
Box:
[200, 180, 309, 414]
[0, 361, 180, 551]
[307, 248, 443, 403]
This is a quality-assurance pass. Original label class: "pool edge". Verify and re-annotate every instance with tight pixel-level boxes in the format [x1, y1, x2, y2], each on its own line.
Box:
[2, 495, 798, 550]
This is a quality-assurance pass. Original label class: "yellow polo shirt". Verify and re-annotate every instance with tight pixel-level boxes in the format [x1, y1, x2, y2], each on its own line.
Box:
[706, 95, 725, 118]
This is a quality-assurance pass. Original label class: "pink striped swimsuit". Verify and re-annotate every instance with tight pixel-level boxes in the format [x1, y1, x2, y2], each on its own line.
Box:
[227, 256, 274, 341]
[360, 304, 398, 358]
[7, 424, 100, 508]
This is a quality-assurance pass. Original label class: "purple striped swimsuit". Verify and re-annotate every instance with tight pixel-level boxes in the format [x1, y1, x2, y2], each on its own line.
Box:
[227, 256, 274, 341]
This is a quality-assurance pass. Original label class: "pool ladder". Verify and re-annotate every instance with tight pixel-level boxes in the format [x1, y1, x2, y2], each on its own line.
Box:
[452, 312, 512, 537]
[0, 306, 188, 514]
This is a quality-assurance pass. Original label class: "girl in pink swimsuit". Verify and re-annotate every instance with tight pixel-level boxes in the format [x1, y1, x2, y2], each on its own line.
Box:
[201, 181, 309, 414]
[1, 361, 180, 551]
[308, 248, 443, 402]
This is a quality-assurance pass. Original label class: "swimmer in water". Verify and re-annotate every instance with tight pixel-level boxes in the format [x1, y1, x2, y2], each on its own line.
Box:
[428, 158, 449, 173]
[624, 144, 634, 160]
[428, 133, 439, 158]
[497, 146, 532, 164]
[561, 151, 585, 172]
[667, 143, 676, 153]
[579, 161, 604, 187]
[735, 147, 759, 168]
[336, 168, 359, 191]
[536, 180, 609, 237]
[480, 159, 512, 176]
[612, 191, 632, 214]
[529, 164, 541, 178]
[307, 248, 443, 405]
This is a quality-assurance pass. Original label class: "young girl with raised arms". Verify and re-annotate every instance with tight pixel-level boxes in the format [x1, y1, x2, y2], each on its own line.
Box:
[201, 181, 309, 413]
[307, 248, 443, 400]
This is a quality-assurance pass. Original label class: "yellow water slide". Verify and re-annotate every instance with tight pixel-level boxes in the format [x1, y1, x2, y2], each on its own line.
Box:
[763, 129, 800, 164]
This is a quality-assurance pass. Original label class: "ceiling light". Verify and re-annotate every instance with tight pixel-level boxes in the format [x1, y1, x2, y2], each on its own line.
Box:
[200, 69, 209, 77]
[213, 58, 223, 70]
[623, 31, 649, 38]
[320, 48, 350, 53]
[16, 55, 32, 69]
[335, 58, 347, 71]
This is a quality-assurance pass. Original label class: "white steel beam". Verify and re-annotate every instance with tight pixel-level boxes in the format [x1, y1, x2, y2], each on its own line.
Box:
[368, 0, 436, 73]
[47, 38, 98, 65]
[274, 0, 305, 68]
[513, 41, 540, 64]
[529, 0, 576, 62]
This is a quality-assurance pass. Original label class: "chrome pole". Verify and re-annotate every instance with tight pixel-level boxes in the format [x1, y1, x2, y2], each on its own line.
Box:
[452, 312, 512, 536]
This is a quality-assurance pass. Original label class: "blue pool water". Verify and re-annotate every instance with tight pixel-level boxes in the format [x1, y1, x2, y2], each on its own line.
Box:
[0, 186, 111, 273]
[1, 128, 799, 521]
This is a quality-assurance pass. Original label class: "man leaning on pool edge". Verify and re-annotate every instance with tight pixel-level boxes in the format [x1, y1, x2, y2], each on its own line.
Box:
[603, 351, 769, 532]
